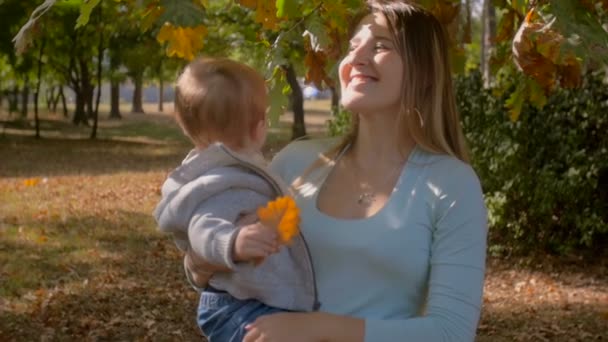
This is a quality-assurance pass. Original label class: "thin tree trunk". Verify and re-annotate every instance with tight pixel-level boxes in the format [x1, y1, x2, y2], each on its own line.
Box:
[131, 73, 144, 113]
[283, 64, 306, 140]
[330, 85, 340, 115]
[46, 86, 55, 112]
[9, 86, 19, 116]
[481, 0, 496, 87]
[21, 79, 29, 118]
[158, 78, 164, 112]
[59, 86, 68, 118]
[34, 39, 46, 139]
[109, 81, 121, 119]
[91, 7, 103, 140]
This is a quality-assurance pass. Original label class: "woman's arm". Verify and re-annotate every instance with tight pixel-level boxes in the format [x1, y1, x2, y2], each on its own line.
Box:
[243, 312, 365, 342]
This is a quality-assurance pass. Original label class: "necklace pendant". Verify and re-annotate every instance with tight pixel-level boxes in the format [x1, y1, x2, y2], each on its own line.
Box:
[357, 192, 375, 206]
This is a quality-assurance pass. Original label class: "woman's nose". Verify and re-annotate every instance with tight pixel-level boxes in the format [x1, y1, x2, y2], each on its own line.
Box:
[349, 44, 371, 66]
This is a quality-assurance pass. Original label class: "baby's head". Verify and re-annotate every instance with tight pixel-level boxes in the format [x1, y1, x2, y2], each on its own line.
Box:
[174, 57, 268, 152]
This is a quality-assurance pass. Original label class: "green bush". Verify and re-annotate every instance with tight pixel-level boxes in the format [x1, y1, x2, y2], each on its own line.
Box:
[327, 106, 352, 137]
[457, 71, 608, 255]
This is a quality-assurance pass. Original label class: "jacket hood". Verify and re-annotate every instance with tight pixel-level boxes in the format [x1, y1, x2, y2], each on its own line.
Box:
[153, 143, 286, 241]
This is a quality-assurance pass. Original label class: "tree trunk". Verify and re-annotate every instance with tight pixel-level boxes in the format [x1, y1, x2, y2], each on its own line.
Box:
[109, 81, 121, 119]
[46, 86, 55, 112]
[330, 85, 340, 115]
[132, 73, 144, 113]
[72, 89, 88, 125]
[34, 39, 46, 139]
[91, 8, 103, 140]
[9, 86, 19, 115]
[283, 64, 306, 140]
[59, 87, 68, 118]
[481, 0, 496, 87]
[158, 78, 164, 112]
[21, 79, 29, 118]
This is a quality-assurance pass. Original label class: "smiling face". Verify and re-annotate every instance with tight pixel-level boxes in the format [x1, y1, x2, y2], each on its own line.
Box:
[339, 12, 403, 117]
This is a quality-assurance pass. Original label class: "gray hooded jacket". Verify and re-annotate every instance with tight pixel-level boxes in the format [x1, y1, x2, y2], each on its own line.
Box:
[153, 143, 319, 311]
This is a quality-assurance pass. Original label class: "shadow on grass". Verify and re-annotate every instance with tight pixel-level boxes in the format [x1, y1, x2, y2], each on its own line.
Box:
[0, 285, 202, 341]
[0, 210, 181, 295]
[0, 209, 204, 340]
[0, 133, 190, 178]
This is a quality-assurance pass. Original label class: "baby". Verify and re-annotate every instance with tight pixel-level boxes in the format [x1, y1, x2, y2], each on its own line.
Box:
[153, 57, 318, 342]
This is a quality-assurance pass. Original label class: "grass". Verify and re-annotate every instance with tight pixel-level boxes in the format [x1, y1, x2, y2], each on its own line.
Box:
[1, 104, 606, 341]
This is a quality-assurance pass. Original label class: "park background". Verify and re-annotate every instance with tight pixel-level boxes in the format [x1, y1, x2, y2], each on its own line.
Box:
[1, 0, 607, 341]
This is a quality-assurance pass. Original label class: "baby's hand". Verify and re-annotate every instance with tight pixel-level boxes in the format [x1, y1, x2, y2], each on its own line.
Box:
[233, 222, 279, 263]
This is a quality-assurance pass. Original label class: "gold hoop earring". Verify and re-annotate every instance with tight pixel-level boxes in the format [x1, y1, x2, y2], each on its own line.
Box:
[406, 108, 424, 127]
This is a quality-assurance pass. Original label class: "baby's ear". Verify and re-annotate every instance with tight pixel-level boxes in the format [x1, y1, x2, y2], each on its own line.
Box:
[253, 118, 267, 141]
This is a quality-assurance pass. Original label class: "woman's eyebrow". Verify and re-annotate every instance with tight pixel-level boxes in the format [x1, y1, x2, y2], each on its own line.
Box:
[375, 36, 393, 41]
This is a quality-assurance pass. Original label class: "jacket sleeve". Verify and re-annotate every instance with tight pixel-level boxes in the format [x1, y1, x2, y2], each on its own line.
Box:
[187, 188, 270, 270]
[365, 163, 488, 342]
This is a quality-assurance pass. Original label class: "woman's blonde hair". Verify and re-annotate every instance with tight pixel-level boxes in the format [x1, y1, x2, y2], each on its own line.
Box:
[174, 57, 267, 149]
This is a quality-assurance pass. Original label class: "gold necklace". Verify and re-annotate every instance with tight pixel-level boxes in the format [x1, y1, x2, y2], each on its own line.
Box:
[345, 155, 404, 206]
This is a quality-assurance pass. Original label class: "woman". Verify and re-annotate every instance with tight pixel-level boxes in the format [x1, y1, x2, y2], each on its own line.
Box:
[189, 1, 487, 341]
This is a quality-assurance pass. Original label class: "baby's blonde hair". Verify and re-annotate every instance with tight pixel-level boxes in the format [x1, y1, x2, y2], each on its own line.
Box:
[174, 57, 267, 149]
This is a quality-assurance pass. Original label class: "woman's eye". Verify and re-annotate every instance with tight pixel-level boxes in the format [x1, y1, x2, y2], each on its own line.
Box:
[374, 42, 389, 50]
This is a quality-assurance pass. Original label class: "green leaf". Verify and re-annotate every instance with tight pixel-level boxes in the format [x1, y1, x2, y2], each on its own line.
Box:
[527, 78, 547, 109]
[304, 13, 330, 51]
[76, 0, 101, 28]
[505, 80, 526, 122]
[157, 0, 205, 27]
[450, 47, 467, 75]
[510, 0, 528, 15]
[276, 0, 298, 19]
[267, 67, 289, 126]
[549, 0, 608, 65]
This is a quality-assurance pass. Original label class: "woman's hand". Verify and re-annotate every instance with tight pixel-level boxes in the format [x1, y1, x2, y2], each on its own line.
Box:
[243, 312, 322, 342]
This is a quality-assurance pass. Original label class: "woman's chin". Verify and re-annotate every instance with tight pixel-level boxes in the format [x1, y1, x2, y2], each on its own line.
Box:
[341, 96, 369, 113]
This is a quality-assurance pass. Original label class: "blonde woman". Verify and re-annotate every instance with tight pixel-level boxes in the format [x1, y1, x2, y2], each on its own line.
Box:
[188, 1, 488, 341]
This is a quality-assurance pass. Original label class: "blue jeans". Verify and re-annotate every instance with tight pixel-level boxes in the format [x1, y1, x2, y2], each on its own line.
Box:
[197, 288, 288, 342]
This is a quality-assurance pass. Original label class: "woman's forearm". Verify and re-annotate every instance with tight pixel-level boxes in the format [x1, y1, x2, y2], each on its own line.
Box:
[313, 312, 365, 342]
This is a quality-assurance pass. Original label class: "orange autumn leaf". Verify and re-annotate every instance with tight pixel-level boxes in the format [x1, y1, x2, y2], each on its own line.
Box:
[257, 196, 300, 244]
[512, 9, 581, 92]
[23, 178, 41, 187]
[156, 23, 207, 61]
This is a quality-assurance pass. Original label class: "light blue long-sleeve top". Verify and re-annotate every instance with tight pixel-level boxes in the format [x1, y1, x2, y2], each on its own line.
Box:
[269, 137, 488, 342]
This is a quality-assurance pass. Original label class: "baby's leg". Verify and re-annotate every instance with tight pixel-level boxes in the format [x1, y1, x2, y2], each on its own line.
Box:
[197, 288, 287, 342]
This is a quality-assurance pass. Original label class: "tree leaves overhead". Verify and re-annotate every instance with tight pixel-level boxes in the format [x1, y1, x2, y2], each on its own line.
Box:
[512, 9, 582, 93]
[75, 0, 101, 28]
[13, 0, 608, 123]
[157, 0, 206, 27]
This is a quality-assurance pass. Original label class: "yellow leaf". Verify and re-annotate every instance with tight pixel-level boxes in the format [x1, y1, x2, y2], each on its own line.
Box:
[257, 196, 300, 244]
[156, 23, 207, 61]
[23, 178, 41, 187]
[255, 0, 279, 30]
[237, 0, 257, 9]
